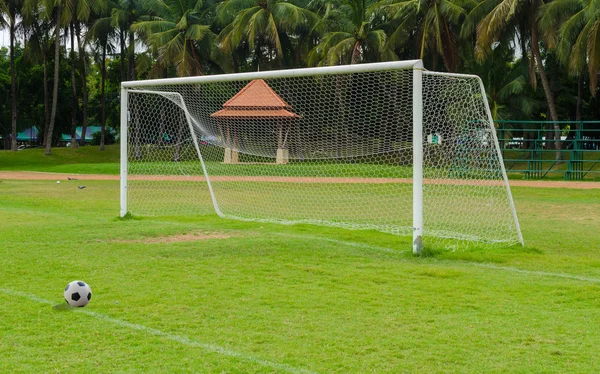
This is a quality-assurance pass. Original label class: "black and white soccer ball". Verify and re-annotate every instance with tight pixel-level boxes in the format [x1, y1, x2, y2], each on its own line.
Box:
[64, 280, 92, 307]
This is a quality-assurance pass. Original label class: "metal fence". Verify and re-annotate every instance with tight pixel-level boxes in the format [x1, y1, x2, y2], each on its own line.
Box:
[495, 120, 600, 180]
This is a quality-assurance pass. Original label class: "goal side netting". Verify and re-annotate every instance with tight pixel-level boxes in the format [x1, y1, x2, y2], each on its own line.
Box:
[121, 62, 523, 249]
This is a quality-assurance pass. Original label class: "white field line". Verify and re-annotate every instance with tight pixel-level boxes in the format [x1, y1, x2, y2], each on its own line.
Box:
[284, 235, 600, 284]
[108, 225, 600, 284]
[274, 233, 408, 255]
[465, 263, 600, 284]
[0, 288, 315, 374]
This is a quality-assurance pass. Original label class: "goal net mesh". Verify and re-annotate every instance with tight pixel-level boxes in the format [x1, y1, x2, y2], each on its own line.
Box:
[124, 68, 521, 247]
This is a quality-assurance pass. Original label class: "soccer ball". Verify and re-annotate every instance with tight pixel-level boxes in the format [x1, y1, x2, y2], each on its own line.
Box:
[64, 280, 92, 307]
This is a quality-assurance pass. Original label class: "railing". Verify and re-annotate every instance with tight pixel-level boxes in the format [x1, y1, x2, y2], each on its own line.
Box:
[495, 120, 600, 180]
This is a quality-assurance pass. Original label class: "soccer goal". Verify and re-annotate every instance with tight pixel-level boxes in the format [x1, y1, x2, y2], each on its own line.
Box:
[120, 60, 523, 253]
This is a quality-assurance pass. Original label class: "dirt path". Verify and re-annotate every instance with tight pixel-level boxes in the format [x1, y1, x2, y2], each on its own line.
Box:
[1, 171, 599, 189]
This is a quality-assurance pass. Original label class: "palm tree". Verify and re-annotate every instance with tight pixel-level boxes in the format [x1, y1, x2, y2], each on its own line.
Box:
[68, 21, 78, 147]
[25, 0, 67, 155]
[464, 45, 538, 120]
[539, 0, 600, 98]
[0, 0, 24, 151]
[133, 0, 218, 77]
[307, 0, 396, 66]
[133, 0, 221, 161]
[88, 8, 116, 150]
[538, 0, 600, 139]
[217, 0, 320, 70]
[373, 0, 469, 72]
[62, 0, 107, 147]
[22, 15, 54, 146]
[110, 0, 149, 81]
[463, 0, 561, 156]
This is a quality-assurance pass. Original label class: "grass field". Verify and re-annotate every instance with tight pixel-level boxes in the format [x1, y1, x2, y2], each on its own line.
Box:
[1, 148, 600, 372]
[6, 144, 600, 180]
[1, 181, 599, 372]
[0, 145, 120, 174]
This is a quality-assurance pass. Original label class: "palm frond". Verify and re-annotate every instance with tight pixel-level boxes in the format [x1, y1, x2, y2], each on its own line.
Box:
[159, 31, 184, 65]
[461, 0, 499, 38]
[439, 0, 466, 24]
[186, 23, 211, 41]
[497, 75, 526, 100]
[265, 11, 283, 57]
[365, 29, 387, 52]
[475, 0, 519, 61]
[556, 8, 587, 62]
[272, 2, 320, 33]
[216, 0, 257, 25]
[538, 0, 581, 49]
[325, 36, 356, 65]
[567, 22, 589, 76]
[587, 18, 600, 93]
[384, 14, 417, 50]
[246, 8, 269, 51]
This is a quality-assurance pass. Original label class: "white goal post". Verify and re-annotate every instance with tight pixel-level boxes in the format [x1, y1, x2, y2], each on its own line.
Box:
[120, 60, 523, 253]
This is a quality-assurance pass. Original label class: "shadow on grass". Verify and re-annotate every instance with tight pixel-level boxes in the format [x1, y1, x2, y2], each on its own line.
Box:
[124, 213, 543, 266]
[114, 212, 143, 221]
[415, 242, 543, 265]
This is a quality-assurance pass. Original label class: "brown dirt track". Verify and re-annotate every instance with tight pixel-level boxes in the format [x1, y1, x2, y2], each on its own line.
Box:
[0, 171, 599, 188]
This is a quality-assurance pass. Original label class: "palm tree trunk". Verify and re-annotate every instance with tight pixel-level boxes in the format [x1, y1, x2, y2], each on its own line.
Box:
[100, 43, 107, 150]
[43, 53, 49, 147]
[10, 18, 17, 151]
[76, 26, 88, 147]
[576, 71, 584, 122]
[351, 41, 361, 64]
[46, 4, 63, 156]
[531, 24, 560, 159]
[128, 30, 135, 80]
[120, 29, 126, 81]
[70, 22, 78, 148]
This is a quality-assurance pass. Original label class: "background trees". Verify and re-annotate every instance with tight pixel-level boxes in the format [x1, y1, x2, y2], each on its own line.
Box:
[133, 0, 218, 77]
[1, 0, 600, 151]
[307, 0, 395, 66]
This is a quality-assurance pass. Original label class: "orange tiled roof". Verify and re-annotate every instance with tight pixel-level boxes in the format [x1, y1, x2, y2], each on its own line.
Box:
[211, 108, 300, 118]
[211, 79, 300, 119]
[223, 79, 289, 108]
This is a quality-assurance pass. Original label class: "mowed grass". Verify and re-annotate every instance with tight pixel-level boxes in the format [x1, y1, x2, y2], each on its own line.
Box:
[0, 145, 120, 174]
[1, 177, 599, 373]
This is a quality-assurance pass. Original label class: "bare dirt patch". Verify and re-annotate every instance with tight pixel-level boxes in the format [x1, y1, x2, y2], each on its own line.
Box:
[0, 171, 119, 180]
[114, 232, 232, 244]
[1, 171, 599, 189]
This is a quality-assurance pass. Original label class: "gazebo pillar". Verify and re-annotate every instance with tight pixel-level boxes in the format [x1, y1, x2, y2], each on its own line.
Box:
[276, 149, 289, 164]
[276, 122, 288, 164]
[223, 123, 239, 164]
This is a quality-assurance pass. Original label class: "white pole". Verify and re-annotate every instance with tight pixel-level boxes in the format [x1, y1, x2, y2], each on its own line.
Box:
[126, 90, 225, 217]
[475, 77, 524, 246]
[412, 61, 424, 254]
[122, 60, 422, 88]
[119, 87, 128, 217]
[422, 71, 524, 246]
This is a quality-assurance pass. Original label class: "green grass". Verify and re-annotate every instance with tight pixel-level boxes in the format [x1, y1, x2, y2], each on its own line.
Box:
[503, 149, 600, 181]
[0, 145, 120, 174]
[3, 144, 600, 182]
[1, 177, 599, 373]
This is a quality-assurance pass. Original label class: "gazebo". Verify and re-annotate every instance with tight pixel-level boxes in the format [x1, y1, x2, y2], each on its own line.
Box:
[211, 79, 300, 164]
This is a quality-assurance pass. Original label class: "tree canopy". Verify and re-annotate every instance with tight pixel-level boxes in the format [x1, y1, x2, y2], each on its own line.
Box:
[1, 0, 600, 151]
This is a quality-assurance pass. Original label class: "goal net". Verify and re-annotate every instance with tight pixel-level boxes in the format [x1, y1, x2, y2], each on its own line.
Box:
[120, 61, 523, 252]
